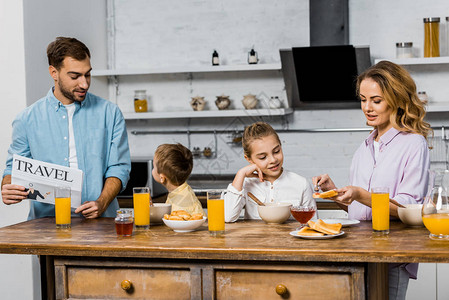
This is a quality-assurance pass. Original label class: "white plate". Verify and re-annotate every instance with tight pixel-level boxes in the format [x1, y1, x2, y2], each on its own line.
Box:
[320, 218, 360, 227]
[289, 230, 345, 240]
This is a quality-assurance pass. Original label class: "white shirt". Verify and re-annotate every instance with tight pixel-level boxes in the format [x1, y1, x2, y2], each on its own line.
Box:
[65, 103, 78, 169]
[373, 140, 380, 162]
[224, 170, 314, 222]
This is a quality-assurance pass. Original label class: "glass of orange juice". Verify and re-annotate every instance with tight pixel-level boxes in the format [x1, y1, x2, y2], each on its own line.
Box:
[207, 190, 225, 236]
[133, 187, 150, 229]
[371, 187, 390, 235]
[55, 186, 71, 229]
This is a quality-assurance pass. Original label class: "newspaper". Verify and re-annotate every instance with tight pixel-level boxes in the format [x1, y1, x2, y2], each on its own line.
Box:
[11, 154, 83, 208]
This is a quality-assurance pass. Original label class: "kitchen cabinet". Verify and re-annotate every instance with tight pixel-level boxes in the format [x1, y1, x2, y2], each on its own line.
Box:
[92, 63, 292, 120]
[1, 218, 449, 300]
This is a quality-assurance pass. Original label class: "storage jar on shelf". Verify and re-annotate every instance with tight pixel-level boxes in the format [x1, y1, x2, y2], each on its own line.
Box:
[134, 90, 148, 113]
[424, 17, 440, 57]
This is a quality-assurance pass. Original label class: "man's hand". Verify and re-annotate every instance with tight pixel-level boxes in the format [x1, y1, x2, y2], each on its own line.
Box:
[1, 175, 28, 205]
[74, 177, 122, 219]
[75, 201, 106, 219]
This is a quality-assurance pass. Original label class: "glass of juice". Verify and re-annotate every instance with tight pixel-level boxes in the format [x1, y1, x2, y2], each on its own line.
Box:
[422, 170, 449, 240]
[371, 187, 390, 235]
[290, 203, 316, 230]
[115, 209, 134, 237]
[133, 187, 151, 229]
[207, 190, 225, 237]
[55, 186, 71, 229]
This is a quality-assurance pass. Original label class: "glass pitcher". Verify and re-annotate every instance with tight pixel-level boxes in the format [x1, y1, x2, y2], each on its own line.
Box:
[422, 170, 449, 240]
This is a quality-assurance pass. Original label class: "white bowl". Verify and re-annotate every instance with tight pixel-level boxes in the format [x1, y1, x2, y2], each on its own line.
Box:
[398, 204, 424, 226]
[150, 203, 172, 224]
[162, 217, 207, 232]
[257, 203, 293, 224]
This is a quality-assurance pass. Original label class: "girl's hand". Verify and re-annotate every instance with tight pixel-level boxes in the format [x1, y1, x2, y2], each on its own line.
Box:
[240, 164, 264, 182]
[232, 164, 264, 191]
[312, 174, 337, 192]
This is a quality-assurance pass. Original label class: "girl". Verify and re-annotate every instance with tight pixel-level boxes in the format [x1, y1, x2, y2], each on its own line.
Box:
[224, 122, 314, 222]
[313, 61, 432, 300]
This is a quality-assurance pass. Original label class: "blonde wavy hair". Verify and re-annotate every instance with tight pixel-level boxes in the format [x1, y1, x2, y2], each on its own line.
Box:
[356, 60, 432, 142]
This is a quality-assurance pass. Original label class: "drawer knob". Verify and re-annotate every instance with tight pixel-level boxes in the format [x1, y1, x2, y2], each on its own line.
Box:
[121, 280, 132, 291]
[275, 284, 288, 295]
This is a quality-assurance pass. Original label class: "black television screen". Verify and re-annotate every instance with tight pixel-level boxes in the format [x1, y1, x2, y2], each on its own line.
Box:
[280, 45, 371, 108]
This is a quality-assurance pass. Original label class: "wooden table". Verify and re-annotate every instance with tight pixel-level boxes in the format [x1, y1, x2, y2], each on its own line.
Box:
[0, 218, 447, 300]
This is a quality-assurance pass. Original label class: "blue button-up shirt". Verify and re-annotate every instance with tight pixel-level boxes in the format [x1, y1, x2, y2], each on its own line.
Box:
[3, 88, 131, 219]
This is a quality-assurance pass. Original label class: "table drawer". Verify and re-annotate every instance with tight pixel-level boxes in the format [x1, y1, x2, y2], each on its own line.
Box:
[214, 269, 362, 300]
[66, 266, 191, 299]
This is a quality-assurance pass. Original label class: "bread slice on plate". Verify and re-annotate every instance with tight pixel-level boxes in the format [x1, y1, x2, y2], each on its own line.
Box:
[308, 219, 342, 235]
[297, 226, 325, 236]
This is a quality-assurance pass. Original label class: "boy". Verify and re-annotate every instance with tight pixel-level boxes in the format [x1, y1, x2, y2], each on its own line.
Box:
[152, 144, 204, 215]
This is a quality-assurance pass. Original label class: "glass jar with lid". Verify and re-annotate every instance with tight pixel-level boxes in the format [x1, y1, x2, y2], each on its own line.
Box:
[115, 209, 134, 237]
[424, 17, 440, 57]
[417, 91, 428, 105]
[396, 42, 413, 59]
[134, 90, 148, 113]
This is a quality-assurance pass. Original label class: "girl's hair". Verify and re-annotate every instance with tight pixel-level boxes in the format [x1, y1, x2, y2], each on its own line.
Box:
[356, 60, 432, 141]
[242, 122, 281, 157]
[155, 143, 193, 186]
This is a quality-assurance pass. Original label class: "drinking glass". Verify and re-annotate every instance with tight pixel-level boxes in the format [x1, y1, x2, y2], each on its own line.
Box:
[55, 186, 71, 229]
[422, 170, 449, 240]
[133, 187, 150, 229]
[207, 190, 225, 236]
[371, 187, 390, 235]
[290, 202, 317, 230]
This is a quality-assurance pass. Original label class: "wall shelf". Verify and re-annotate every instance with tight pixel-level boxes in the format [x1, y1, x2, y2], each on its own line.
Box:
[123, 108, 293, 120]
[374, 57, 449, 65]
[426, 104, 449, 112]
[92, 63, 282, 76]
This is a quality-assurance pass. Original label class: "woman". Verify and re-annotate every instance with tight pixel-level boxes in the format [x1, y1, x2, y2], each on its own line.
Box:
[313, 61, 432, 300]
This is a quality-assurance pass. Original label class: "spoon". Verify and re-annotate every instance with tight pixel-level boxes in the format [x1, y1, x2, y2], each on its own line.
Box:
[247, 192, 265, 206]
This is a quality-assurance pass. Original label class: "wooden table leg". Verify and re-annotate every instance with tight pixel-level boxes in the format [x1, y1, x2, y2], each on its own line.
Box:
[39, 255, 55, 300]
[367, 263, 389, 300]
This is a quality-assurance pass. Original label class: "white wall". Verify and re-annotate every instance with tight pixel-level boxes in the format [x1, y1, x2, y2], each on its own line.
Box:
[0, 1, 39, 299]
[23, 0, 108, 105]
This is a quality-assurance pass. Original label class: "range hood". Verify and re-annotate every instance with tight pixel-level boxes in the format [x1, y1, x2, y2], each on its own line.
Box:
[280, 45, 371, 109]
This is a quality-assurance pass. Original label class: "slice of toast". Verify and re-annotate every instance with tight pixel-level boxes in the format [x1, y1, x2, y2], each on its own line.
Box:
[308, 219, 342, 235]
[297, 226, 324, 236]
[313, 190, 338, 199]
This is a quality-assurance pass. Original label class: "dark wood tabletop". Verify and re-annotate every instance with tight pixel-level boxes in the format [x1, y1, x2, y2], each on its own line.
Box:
[0, 217, 447, 263]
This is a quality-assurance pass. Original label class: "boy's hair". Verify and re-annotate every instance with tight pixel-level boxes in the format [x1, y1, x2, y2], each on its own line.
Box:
[242, 122, 281, 157]
[155, 143, 193, 186]
[47, 37, 91, 70]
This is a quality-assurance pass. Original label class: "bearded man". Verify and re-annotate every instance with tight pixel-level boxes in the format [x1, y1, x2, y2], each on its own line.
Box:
[1, 37, 131, 220]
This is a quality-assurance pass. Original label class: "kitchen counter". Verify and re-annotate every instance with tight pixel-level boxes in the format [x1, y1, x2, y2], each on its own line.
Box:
[0, 218, 447, 299]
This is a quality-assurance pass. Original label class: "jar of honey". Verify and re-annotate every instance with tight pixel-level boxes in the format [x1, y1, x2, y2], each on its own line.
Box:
[134, 90, 148, 113]
[424, 17, 440, 57]
[115, 209, 134, 237]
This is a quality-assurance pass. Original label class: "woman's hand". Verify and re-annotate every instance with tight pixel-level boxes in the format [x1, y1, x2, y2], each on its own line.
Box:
[232, 164, 264, 191]
[334, 186, 371, 207]
[312, 174, 337, 192]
